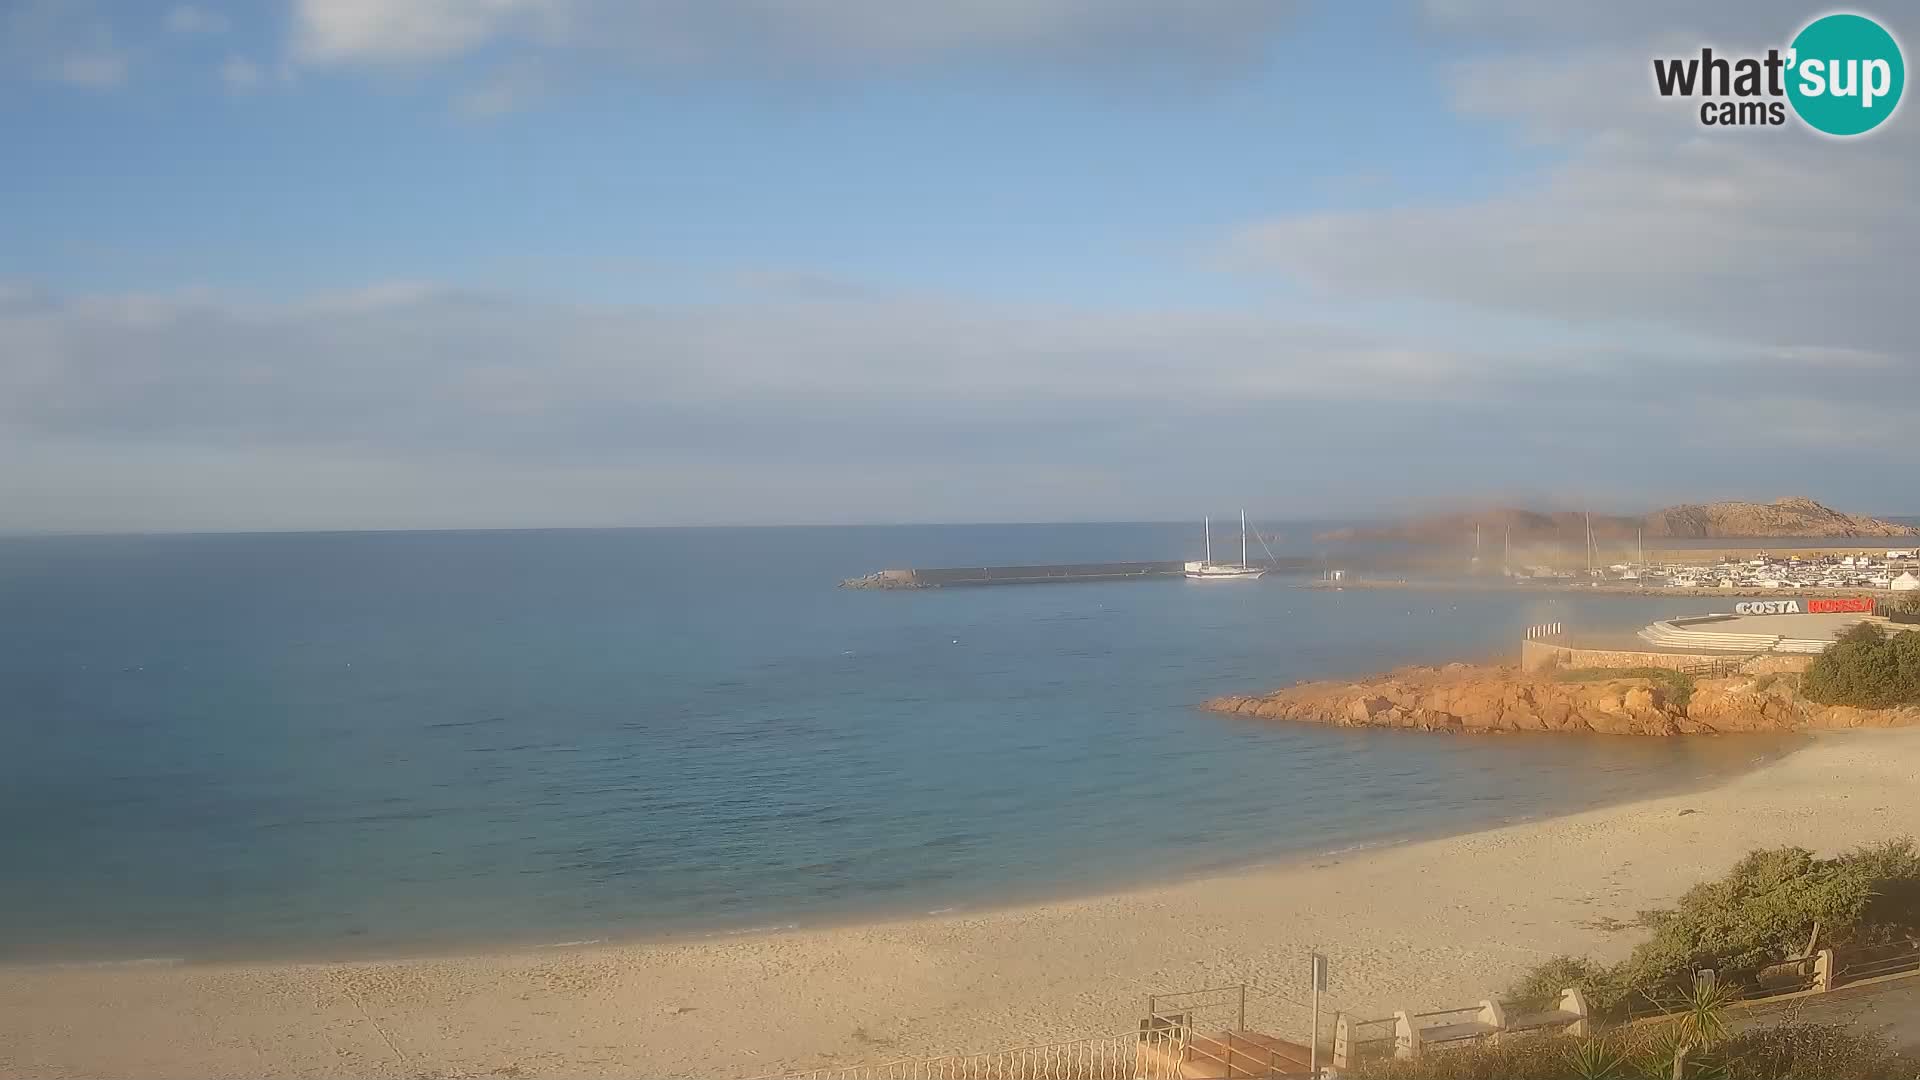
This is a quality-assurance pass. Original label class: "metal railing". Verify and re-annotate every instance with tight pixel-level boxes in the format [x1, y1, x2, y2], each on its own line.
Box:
[1176, 1029, 1314, 1079]
[1746, 953, 1822, 1000]
[1146, 982, 1252, 1037]
[1140, 982, 1317, 1079]
[756, 1028, 1188, 1080]
[761, 944, 1920, 1080]
[1835, 940, 1920, 984]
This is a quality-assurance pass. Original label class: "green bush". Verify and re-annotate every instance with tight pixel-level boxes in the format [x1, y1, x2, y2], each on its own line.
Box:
[1347, 1024, 1920, 1080]
[1621, 841, 1920, 991]
[1718, 1023, 1920, 1080]
[1347, 1037, 1580, 1079]
[1555, 667, 1697, 709]
[1506, 840, 1920, 1016]
[1803, 623, 1920, 707]
[1504, 955, 1625, 1014]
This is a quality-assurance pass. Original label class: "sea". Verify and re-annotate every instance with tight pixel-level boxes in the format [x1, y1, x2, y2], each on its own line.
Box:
[0, 523, 1805, 964]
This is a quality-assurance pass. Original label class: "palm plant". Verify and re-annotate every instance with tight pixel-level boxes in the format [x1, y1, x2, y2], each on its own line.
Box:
[1564, 1037, 1629, 1080]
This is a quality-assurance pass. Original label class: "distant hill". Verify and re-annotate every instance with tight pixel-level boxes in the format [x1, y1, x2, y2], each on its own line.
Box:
[1318, 497, 1917, 545]
[1643, 497, 1919, 538]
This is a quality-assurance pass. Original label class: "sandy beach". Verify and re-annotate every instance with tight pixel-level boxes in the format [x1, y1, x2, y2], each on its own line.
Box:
[4, 729, 1917, 1080]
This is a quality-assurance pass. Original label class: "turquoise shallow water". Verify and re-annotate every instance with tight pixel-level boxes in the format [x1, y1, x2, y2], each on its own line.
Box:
[0, 524, 1795, 963]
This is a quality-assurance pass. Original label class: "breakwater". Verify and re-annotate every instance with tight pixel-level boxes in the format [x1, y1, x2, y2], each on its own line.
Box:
[842, 558, 1322, 588]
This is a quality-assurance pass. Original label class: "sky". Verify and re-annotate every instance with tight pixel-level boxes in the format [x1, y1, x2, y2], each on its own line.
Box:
[1, 0, 1914, 531]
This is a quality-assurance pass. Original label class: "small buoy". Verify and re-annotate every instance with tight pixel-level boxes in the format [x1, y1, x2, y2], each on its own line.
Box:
[952, 639, 960, 644]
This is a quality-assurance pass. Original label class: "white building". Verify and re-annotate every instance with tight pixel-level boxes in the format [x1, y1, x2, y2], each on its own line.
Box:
[1894, 571, 1920, 592]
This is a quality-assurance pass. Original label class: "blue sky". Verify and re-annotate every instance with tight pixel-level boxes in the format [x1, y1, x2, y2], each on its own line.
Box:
[1, 1, 1914, 530]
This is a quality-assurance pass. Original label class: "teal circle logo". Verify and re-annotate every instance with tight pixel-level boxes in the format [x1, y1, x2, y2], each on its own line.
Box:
[1787, 13, 1905, 136]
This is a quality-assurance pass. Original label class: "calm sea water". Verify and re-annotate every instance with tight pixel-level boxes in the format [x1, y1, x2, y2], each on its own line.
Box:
[0, 524, 1796, 963]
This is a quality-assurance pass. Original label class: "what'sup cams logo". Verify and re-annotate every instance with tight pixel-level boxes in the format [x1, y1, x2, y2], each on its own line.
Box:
[1653, 12, 1905, 135]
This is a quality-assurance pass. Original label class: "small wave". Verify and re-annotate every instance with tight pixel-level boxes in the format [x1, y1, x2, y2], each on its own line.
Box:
[704, 923, 798, 938]
[534, 938, 605, 949]
[426, 716, 505, 730]
[53, 956, 186, 969]
[925, 906, 957, 915]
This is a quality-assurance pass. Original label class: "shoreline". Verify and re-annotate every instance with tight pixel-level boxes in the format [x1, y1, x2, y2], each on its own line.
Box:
[0, 725, 1798, 974]
[9, 731, 1912, 1080]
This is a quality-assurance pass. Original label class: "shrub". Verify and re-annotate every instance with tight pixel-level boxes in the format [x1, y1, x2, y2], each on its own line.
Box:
[1346, 1025, 1917, 1080]
[1803, 623, 1920, 708]
[1717, 1024, 1920, 1080]
[1505, 840, 1920, 1016]
[1505, 955, 1625, 1014]
[1555, 667, 1696, 709]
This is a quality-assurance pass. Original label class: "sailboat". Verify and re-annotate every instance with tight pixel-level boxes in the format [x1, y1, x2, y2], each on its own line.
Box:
[1186, 510, 1267, 580]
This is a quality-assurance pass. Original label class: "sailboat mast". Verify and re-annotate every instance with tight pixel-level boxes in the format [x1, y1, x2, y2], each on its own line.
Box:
[1205, 516, 1212, 564]
[1241, 509, 1248, 568]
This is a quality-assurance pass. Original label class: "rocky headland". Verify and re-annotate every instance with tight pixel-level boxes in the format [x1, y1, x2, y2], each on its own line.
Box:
[1315, 496, 1917, 545]
[1204, 663, 1920, 736]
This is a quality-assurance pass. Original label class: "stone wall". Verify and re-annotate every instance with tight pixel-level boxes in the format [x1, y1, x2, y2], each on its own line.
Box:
[1518, 639, 1812, 675]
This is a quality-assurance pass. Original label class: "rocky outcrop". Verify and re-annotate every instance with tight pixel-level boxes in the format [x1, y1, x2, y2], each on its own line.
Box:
[1314, 497, 1916, 545]
[1205, 664, 1920, 736]
[1642, 496, 1918, 539]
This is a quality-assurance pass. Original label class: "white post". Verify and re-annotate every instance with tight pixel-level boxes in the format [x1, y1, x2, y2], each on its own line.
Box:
[1560, 987, 1591, 1038]
[1478, 999, 1507, 1043]
[1814, 949, 1835, 993]
[1393, 1011, 1419, 1060]
[1311, 953, 1327, 1077]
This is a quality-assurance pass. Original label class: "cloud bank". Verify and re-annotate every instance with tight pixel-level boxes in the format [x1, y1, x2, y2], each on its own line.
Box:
[2, 279, 1911, 531]
[291, 0, 1299, 73]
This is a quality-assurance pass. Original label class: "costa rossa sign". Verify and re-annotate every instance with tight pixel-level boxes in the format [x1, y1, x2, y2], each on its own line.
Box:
[1810, 597, 1876, 614]
[1733, 598, 1876, 615]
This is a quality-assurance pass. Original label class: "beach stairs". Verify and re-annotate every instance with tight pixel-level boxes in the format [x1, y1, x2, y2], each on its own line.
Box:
[1137, 985, 1317, 1079]
[1637, 618, 1836, 655]
[1134, 1028, 1314, 1079]
[1179, 1030, 1313, 1078]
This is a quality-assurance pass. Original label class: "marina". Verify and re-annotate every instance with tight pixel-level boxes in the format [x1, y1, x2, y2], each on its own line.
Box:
[840, 557, 1318, 589]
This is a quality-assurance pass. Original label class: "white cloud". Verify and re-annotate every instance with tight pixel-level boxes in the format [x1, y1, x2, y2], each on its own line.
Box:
[3, 0, 127, 89]
[453, 61, 547, 117]
[294, 0, 561, 64]
[1228, 31, 1920, 355]
[1, 279, 1912, 530]
[165, 4, 229, 35]
[290, 0, 1297, 72]
[1421, 0, 1829, 41]
[220, 55, 263, 90]
[50, 51, 126, 88]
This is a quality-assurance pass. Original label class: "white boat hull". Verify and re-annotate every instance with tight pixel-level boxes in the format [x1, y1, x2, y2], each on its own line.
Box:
[1184, 563, 1266, 580]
